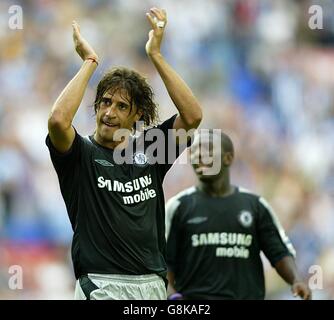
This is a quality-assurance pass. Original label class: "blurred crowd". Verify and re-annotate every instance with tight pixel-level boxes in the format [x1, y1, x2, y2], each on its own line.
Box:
[0, 0, 333, 299]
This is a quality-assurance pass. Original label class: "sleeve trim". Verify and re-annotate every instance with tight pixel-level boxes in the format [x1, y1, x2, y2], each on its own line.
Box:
[45, 127, 79, 158]
[165, 187, 196, 239]
[259, 197, 296, 257]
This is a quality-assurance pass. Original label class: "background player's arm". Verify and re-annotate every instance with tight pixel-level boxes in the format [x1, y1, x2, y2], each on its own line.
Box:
[274, 255, 311, 300]
[48, 21, 98, 153]
[165, 197, 183, 300]
[167, 271, 179, 297]
[145, 8, 202, 132]
[257, 197, 311, 300]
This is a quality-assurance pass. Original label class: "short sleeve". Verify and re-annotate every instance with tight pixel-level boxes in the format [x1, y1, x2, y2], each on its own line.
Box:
[45, 129, 83, 177]
[45, 130, 84, 225]
[165, 196, 182, 273]
[257, 197, 296, 266]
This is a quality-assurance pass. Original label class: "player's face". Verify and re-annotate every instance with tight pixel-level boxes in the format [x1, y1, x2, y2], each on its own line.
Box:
[190, 133, 223, 181]
[95, 89, 142, 144]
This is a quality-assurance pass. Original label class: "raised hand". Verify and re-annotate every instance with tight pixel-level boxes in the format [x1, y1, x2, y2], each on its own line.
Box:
[72, 20, 99, 63]
[145, 7, 167, 57]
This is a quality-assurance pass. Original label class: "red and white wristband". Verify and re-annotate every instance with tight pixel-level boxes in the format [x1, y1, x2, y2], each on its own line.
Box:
[86, 57, 99, 66]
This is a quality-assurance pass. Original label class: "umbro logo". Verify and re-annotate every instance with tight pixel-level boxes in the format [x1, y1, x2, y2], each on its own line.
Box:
[94, 159, 114, 167]
[186, 217, 208, 224]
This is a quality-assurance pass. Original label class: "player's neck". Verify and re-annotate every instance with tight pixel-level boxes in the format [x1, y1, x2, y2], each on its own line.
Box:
[198, 174, 233, 197]
[93, 132, 130, 150]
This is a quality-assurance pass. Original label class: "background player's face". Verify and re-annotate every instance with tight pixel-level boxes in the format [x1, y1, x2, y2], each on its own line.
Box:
[95, 89, 142, 143]
[190, 133, 224, 181]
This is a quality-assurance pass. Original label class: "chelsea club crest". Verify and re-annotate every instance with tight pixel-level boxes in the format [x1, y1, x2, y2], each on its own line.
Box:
[238, 210, 253, 228]
[133, 152, 148, 166]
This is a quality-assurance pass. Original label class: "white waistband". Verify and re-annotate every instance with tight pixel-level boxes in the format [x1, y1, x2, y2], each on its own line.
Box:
[87, 273, 162, 284]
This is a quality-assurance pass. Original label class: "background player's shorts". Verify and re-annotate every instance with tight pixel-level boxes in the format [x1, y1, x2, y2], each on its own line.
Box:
[74, 273, 167, 300]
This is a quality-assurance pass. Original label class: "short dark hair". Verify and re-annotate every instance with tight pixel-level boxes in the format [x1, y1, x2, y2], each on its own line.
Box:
[204, 129, 235, 156]
[94, 67, 159, 127]
[220, 132, 234, 157]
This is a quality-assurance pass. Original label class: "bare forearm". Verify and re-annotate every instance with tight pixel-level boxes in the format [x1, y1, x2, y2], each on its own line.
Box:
[149, 53, 202, 128]
[167, 271, 177, 296]
[275, 255, 302, 285]
[49, 60, 97, 127]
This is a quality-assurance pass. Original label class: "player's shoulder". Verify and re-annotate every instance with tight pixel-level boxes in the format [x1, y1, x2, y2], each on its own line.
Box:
[237, 186, 273, 210]
[144, 114, 177, 132]
[169, 186, 197, 203]
[237, 186, 259, 197]
[69, 134, 95, 155]
[236, 186, 262, 202]
[73, 133, 109, 160]
[166, 186, 197, 211]
[80, 134, 106, 152]
[82, 134, 94, 145]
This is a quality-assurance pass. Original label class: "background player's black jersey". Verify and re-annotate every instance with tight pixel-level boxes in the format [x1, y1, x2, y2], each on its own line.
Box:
[165, 186, 296, 299]
[46, 115, 184, 281]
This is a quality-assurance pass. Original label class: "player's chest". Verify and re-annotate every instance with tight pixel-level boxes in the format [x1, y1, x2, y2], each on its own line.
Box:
[181, 201, 256, 234]
[80, 149, 159, 189]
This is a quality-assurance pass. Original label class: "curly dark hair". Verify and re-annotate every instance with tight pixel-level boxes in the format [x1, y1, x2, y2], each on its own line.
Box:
[94, 67, 159, 127]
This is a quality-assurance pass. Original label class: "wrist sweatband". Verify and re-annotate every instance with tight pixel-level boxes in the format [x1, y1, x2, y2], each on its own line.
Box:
[86, 57, 99, 66]
[168, 292, 183, 300]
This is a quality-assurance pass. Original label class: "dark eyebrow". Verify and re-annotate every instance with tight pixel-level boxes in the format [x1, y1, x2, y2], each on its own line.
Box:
[100, 97, 112, 105]
[117, 101, 131, 108]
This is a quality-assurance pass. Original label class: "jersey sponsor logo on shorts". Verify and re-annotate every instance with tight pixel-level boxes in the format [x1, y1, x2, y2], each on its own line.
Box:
[94, 159, 114, 167]
[133, 152, 148, 166]
[238, 210, 253, 228]
[186, 217, 208, 224]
